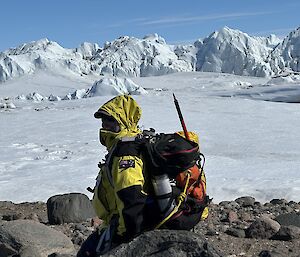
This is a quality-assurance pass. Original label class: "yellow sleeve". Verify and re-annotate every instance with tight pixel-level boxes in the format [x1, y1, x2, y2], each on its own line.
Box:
[111, 155, 146, 237]
[112, 155, 144, 192]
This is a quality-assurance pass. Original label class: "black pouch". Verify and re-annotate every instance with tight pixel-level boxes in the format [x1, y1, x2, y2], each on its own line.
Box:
[144, 133, 200, 178]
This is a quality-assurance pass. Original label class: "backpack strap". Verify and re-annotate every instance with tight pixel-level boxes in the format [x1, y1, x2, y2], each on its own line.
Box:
[105, 136, 143, 188]
[105, 143, 118, 188]
[113, 136, 141, 157]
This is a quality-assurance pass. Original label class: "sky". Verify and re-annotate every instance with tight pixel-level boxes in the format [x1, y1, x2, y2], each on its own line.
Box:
[1, 0, 300, 52]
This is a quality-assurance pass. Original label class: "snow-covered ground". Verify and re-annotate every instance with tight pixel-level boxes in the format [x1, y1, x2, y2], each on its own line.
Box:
[1, 71, 300, 203]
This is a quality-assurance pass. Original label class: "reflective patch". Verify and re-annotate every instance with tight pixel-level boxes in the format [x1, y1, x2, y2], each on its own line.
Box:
[119, 159, 135, 169]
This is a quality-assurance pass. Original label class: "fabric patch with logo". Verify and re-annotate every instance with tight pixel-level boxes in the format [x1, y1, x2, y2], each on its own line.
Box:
[119, 159, 135, 169]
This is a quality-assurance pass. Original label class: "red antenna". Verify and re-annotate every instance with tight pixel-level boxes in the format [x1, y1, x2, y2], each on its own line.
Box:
[173, 93, 190, 140]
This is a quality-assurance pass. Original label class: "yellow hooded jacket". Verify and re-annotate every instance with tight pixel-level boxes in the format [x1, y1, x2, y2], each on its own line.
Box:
[92, 95, 146, 240]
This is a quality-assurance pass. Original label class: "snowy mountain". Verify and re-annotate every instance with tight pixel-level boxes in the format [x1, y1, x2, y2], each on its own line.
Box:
[92, 34, 193, 77]
[1, 39, 93, 82]
[267, 27, 300, 75]
[195, 27, 276, 77]
[1, 27, 300, 84]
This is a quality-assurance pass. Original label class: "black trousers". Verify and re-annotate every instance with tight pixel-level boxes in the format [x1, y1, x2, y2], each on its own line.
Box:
[77, 231, 100, 257]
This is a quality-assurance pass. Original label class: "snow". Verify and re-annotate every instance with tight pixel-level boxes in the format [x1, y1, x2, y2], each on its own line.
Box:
[1, 70, 300, 204]
[10, 76, 146, 101]
[86, 77, 147, 96]
[195, 27, 275, 77]
[1, 26, 300, 204]
[269, 27, 300, 74]
[1, 26, 300, 84]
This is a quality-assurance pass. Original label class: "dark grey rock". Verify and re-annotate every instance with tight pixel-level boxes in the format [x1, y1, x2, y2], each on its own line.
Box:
[219, 201, 239, 209]
[275, 213, 300, 227]
[272, 225, 300, 241]
[0, 243, 18, 256]
[288, 201, 297, 206]
[280, 205, 293, 212]
[206, 229, 219, 236]
[104, 229, 223, 257]
[225, 228, 246, 238]
[270, 199, 288, 205]
[0, 220, 75, 257]
[264, 202, 273, 208]
[47, 193, 95, 225]
[74, 224, 86, 232]
[2, 212, 25, 221]
[48, 254, 75, 257]
[254, 201, 262, 207]
[235, 196, 256, 207]
[71, 231, 86, 245]
[246, 216, 280, 239]
[220, 210, 239, 223]
[259, 250, 283, 257]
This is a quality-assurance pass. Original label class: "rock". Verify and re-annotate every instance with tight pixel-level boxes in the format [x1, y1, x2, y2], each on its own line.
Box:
[259, 250, 283, 257]
[0, 220, 75, 257]
[264, 202, 273, 208]
[74, 224, 86, 232]
[47, 193, 95, 225]
[71, 230, 86, 246]
[219, 201, 239, 209]
[280, 205, 293, 212]
[104, 230, 223, 257]
[254, 201, 262, 207]
[272, 225, 300, 241]
[275, 213, 300, 227]
[0, 243, 18, 256]
[2, 212, 25, 221]
[0, 201, 14, 208]
[48, 254, 75, 257]
[235, 196, 256, 207]
[25, 212, 40, 222]
[246, 216, 281, 239]
[240, 212, 253, 222]
[270, 199, 288, 205]
[220, 210, 239, 223]
[227, 211, 239, 223]
[19, 245, 44, 257]
[225, 228, 246, 238]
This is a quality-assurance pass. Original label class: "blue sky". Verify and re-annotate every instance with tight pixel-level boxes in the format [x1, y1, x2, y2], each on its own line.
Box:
[1, 0, 299, 51]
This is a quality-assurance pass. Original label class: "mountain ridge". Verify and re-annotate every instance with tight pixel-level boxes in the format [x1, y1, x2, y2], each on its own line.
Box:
[1, 26, 300, 83]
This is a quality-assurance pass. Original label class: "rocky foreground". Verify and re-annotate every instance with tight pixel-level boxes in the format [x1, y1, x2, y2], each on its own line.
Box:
[1, 194, 300, 257]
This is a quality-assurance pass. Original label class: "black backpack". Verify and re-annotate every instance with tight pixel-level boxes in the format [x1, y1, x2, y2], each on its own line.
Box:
[137, 129, 201, 178]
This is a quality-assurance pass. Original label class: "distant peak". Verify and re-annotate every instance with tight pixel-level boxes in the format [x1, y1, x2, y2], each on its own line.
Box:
[143, 33, 166, 44]
[222, 26, 232, 31]
[35, 38, 50, 45]
[219, 26, 244, 34]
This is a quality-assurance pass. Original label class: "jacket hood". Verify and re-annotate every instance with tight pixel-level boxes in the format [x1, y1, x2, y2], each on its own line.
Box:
[96, 95, 142, 149]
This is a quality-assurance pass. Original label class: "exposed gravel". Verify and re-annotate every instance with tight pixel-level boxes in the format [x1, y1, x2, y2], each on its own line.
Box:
[1, 196, 300, 256]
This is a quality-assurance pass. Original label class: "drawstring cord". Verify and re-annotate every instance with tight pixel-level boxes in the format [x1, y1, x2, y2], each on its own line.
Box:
[155, 170, 191, 229]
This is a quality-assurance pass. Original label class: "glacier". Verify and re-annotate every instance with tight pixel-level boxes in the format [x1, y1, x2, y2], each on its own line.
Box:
[1, 27, 300, 84]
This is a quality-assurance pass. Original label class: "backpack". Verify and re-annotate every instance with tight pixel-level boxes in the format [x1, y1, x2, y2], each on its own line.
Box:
[140, 131, 200, 178]
[137, 129, 209, 222]
[92, 129, 209, 229]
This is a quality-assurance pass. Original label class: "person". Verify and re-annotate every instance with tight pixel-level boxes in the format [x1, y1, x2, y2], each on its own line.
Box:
[77, 95, 208, 257]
